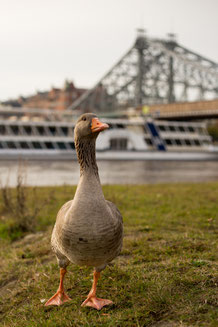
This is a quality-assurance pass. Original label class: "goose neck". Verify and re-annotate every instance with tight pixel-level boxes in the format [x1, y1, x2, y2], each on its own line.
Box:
[75, 137, 99, 177]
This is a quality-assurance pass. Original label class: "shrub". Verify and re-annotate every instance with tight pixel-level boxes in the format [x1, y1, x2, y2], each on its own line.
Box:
[0, 164, 47, 240]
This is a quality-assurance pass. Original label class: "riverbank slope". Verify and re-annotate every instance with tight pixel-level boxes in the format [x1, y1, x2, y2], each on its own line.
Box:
[0, 183, 217, 326]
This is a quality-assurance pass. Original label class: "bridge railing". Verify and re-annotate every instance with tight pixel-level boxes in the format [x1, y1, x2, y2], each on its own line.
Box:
[143, 99, 218, 118]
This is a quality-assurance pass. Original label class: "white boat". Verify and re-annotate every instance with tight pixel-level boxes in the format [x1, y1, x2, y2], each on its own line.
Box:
[0, 116, 217, 161]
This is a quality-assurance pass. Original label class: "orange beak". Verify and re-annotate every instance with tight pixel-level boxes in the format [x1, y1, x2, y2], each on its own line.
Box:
[91, 117, 109, 133]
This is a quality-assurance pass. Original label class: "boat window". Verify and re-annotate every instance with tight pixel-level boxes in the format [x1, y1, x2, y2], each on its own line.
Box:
[193, 140, 200, 146]
[158, 125, 166, 132]
[68, 142, 75, 149]
[188, 126, 195, 133]
[116, 124, 125, 129]
[7, 141, 16, 149]
[165, 139, 172, 145]
[57, 142, 67, 150]
[24, 126, 32, 135]
[144, 138, 152, 146]
[169, 126, 176, 132]
[11, 126, 19, 135]
[178, 126, 185, 132]
[20, 142, 29, 149]
[0, 125, 6, 135]
[45, 142, 55, 150]
[0, 142, 3, 148]
[110, 138, 127, 150]
[49, 126, 57, 135]
[184, 139, 191, 146]
[36, 126, 46, 135]
[32, 142, 42, 149]
[61, 127, 68, 136]
[175, 139, 182, 146]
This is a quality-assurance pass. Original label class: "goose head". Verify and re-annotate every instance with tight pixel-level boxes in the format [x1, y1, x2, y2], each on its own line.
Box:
[74, 113, 109, 141]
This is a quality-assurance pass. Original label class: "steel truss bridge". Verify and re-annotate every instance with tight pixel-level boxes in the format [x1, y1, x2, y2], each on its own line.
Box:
[69, 31, 218, 114]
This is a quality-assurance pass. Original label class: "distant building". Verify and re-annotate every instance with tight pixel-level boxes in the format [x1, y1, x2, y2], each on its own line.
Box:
[2, 80, 88, 111]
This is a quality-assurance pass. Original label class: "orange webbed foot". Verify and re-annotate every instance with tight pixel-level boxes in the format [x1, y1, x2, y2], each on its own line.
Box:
[45, 290, 71, 306]
[81, 296, 113, 310]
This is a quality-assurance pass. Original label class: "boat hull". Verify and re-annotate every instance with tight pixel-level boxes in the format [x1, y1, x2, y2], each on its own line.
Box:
[0, 149, 218, 161]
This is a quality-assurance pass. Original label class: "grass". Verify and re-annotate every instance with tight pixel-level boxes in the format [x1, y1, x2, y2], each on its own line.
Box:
[0, 183, 217, 326]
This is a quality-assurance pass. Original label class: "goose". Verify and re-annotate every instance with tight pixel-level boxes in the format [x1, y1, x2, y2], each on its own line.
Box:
[45, 113, 123, 310]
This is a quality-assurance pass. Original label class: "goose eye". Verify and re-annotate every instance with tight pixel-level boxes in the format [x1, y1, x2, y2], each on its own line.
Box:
[83, 117, 86, 121]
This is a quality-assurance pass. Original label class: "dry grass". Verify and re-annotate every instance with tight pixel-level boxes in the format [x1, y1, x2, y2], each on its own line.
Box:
[0, 167, 54, 240]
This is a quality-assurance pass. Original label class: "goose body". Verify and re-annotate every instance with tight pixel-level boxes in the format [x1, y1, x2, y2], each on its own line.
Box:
[51, 179, 123, 268]
[45, 113, 123, 310]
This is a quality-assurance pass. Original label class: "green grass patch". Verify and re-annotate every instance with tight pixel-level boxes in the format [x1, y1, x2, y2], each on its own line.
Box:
[0, 183, 218, 326]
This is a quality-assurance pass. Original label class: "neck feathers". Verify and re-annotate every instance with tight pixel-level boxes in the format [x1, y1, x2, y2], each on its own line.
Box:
[75, 137, 99, 177]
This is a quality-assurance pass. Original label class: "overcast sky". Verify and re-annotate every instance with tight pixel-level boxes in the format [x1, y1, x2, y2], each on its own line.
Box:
[0, 0, 218, 101]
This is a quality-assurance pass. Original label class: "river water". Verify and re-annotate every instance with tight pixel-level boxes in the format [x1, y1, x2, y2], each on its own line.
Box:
[0, 160, 218, 187]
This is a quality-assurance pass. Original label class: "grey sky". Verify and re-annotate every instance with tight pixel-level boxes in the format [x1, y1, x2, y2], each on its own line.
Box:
[0, 0, 218, 101]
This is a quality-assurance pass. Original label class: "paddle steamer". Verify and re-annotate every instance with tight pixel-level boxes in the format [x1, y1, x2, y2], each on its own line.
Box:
[0, 107, 216, 160]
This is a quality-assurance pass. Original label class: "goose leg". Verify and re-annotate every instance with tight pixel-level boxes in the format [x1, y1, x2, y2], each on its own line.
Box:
[81, 270, 113, 310]
[45, 268, 71, 306]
